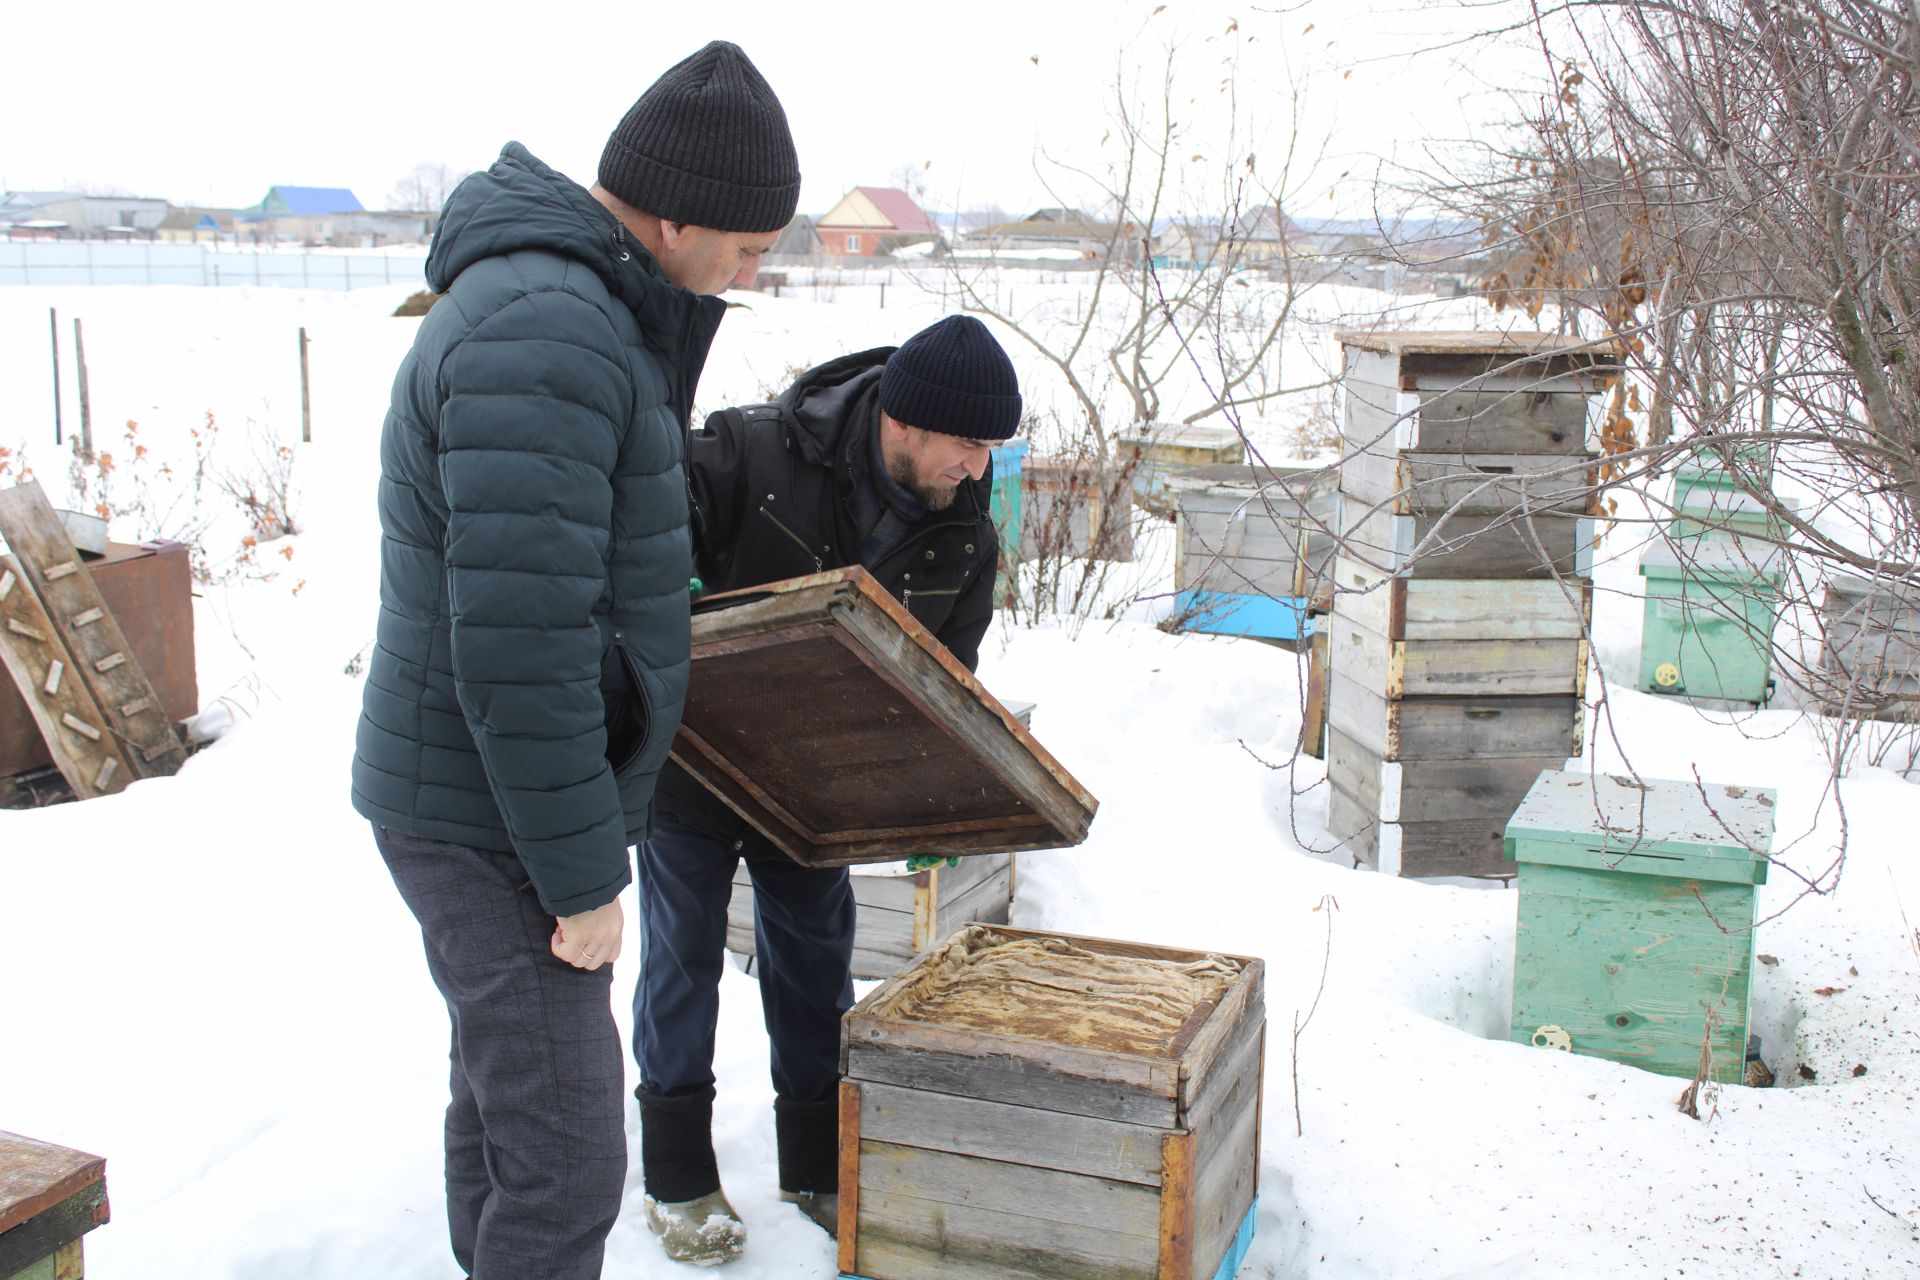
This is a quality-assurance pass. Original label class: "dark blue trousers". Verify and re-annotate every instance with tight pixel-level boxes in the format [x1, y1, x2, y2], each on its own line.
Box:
[633, 818, 855, 1104]
[374, 825, 625, 1280]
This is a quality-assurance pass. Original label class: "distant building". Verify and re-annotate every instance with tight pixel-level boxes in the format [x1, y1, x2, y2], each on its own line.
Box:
[1, 191, 168, 238]
[815, 186, 940, 257]
[771, 213, 824, 257]
[237, 185, 367, 243]
[966, 207, 1131, 260]
[157, 208, 238, 244]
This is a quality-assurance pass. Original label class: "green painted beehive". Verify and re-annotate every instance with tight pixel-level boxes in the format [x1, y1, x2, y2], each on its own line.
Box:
[1506, 771, 1773, 1080]
[1638, 541, 1784, 704]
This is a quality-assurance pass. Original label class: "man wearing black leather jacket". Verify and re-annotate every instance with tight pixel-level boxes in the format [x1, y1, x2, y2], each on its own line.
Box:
[632, 315, 1021, 1261]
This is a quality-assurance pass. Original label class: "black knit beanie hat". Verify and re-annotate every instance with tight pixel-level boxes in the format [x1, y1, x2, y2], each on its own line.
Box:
[879, 315, 1023, 441]
[598, 41, 800, 234]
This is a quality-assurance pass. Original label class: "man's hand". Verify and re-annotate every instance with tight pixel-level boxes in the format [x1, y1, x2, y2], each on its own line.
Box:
[905, 855, 961, 872]
[552, 899, 624, 971]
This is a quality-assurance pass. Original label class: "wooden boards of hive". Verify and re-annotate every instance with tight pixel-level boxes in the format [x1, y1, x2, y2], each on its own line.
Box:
[838, 924, 1264, 1280]
[674, 567, 1097, 867]
[1325, 333, 1613, 878]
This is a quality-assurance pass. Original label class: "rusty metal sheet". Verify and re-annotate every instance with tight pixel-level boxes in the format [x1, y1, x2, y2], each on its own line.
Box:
[0, 540, 196, 779]
[674, 567, 1098, 867]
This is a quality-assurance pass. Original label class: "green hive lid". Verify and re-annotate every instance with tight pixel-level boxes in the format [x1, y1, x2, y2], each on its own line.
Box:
[1505, 770, 1774, 878]
[1638, 537, 1784, 583]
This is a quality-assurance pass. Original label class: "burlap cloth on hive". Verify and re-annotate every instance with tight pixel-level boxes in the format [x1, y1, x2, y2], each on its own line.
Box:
[868, 931, 1242, 1058]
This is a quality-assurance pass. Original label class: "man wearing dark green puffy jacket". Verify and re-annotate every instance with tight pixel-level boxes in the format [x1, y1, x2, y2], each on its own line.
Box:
[351, 41, 797, 1280]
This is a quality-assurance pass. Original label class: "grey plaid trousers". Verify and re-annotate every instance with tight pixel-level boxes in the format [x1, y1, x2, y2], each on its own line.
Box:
[374, 825, 626, 1280]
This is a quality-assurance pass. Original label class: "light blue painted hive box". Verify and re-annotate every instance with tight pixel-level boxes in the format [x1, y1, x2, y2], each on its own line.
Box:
[1169, 462, 1338, 643]
[1506, 770, 1773, 1080]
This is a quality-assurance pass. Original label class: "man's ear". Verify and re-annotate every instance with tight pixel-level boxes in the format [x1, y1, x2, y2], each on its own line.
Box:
[659, 221, 690, 251]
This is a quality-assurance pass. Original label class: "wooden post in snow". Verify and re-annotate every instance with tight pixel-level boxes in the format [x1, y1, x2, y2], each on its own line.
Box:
[299, 327, 312, 443]
[49, 308, 62, 445]
[72, 318, 92, 456]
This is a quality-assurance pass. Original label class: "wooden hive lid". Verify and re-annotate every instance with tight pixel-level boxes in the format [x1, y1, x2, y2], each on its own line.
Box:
[0, 1131, 105, 1236]
[1165, 461, 1338, 498]
[1335, 329, 1622, 361]
[1504, 770, 1774, 884]
[1638, 538, 1785, 583]
[677, 568, 1097, 867]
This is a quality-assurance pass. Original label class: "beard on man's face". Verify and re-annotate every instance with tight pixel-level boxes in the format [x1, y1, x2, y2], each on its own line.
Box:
[888, 448, 959, 511]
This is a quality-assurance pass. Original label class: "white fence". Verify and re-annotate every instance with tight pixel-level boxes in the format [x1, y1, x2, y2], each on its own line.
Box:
[0, 242, 428, 291]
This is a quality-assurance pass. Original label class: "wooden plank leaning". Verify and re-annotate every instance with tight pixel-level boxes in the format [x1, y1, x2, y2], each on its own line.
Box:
[0, 554, 135, 799]
[0, 481, 186, 781]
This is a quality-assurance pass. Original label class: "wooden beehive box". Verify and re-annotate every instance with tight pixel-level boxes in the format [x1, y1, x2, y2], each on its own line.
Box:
[1812, 573, 1920, 720]
[1506, 771, 1773, 1080]
[1116, 422, 1247, 515]
[838, 925, 1264, 1280]
[1020, 456, 1137, 562]
[728, 704, 1032, 980]
[1637, 540, 1784, 706]
[0, 1131, 109, 1279]
[675, 569, 1097, 867]
[1322, 555, 1588, 876]
[1325, 332, 1611, 879]
[1168, 463, 1338, 643]
[730, 850, 1017, 982]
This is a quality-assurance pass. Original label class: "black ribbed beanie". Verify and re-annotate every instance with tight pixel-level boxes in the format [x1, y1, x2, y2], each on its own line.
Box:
[879, 315, 1023, 440]
[598, 41, 800, 233]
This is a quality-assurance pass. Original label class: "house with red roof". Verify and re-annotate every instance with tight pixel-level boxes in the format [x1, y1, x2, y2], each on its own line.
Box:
[814, 186, 940, 257]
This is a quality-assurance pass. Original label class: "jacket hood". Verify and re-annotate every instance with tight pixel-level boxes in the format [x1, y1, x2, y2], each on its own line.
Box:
[427, 142, 671, 317]
[777, 346, 894, 466]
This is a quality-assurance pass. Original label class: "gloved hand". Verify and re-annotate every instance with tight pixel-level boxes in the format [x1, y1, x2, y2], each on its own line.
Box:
[904, 855, 961, 872]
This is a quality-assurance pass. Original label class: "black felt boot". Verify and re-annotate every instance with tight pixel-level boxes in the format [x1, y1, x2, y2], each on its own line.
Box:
[775, 1095, 840, 1235]
[638, 1086, 744, 1264]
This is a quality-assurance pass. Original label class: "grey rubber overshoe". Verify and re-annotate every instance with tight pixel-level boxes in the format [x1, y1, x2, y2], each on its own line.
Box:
[644, 1188, 747, 1266]
[779, 1189, 838, 1237]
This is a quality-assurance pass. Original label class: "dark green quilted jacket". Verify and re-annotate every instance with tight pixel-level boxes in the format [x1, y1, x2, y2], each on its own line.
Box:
[352, 142, 722, 916]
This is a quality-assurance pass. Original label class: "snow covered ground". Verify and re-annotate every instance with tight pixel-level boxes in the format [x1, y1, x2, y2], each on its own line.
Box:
[1, 278, 1917, 1279]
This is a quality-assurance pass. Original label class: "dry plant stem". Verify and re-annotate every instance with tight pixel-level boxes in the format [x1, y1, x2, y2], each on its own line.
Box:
[1293, 894, 1338, 1138]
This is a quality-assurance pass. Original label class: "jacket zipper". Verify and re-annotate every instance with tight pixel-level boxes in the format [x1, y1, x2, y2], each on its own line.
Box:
[758, 506, 824, 572]
[903, 586, 960, 610]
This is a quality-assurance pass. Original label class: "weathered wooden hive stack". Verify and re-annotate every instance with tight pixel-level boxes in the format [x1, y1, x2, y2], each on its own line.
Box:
[1814, 573, 1920, 720]
[837, 924, 1264, 1280]
[1324, 331, 1616, 878]
[1167, 463, 1339, 643]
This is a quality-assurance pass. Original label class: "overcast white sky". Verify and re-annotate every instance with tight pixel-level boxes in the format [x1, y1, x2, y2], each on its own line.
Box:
[5, 0, 1550, 217]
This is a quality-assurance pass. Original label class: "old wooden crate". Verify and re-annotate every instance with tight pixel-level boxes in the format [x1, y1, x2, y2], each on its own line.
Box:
[1168, 463, 1338, 642]
[0, 540, 197, 779]
[1116, 422, 1247, 515]
[1812, 573, 1920, 720]
[0, 1131, 109, 1280]
[1638, 541, 1783, 706]
[728, 703, 1033, 979]
[1506, 771, 1773, 1080]
[838, 924, 1264, 1280]
[675, 568, 1097, 867]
